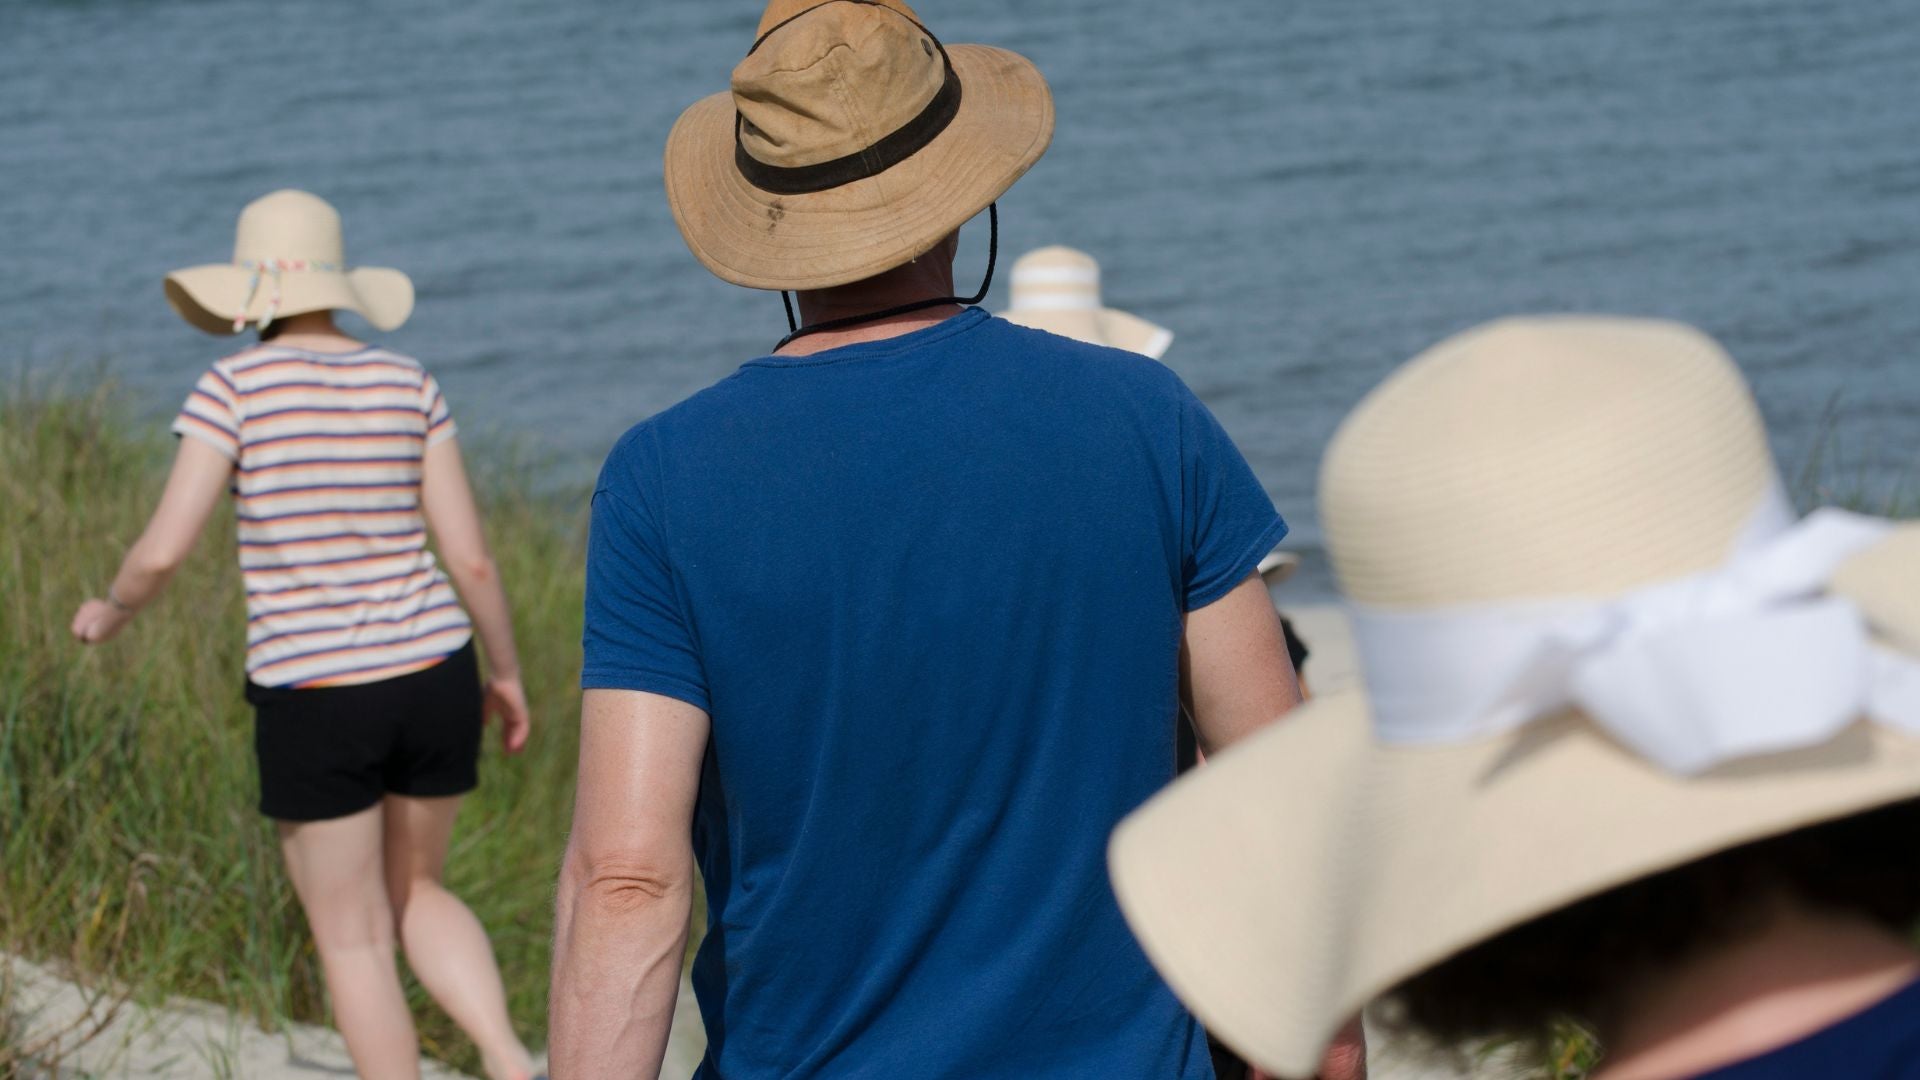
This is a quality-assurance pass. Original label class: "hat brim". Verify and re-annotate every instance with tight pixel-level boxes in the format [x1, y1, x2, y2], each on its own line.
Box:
[164, 265, 414, 335]
[1256, 549, 1299, 586]
[1110, 526, 1920, 1078]
[1003, 307, 1174, 359]
[664, 43, 1054, 291]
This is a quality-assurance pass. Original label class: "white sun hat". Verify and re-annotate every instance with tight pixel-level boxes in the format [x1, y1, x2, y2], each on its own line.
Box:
[1108, 315, 1920, 1078]
[1257, 549, 1300, 587]
[164, 189, 414, 336]
[1001, 246, 1174, 359]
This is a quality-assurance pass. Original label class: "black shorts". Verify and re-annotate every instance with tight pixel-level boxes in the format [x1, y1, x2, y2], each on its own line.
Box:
[247, 641, 483, 822]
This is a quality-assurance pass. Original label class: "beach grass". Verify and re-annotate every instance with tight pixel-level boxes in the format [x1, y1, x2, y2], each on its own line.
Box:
[1, 378, 588, 1073]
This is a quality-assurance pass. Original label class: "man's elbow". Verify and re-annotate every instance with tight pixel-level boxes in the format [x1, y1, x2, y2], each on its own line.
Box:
[563, 847, 693, 919]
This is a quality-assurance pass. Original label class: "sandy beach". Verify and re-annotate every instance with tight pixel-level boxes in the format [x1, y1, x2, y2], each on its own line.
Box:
[4, 953, 708, 1080]
[9, 949, 1493, 1080]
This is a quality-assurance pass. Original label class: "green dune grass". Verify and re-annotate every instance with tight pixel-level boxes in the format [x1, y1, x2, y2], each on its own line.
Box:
[1, 379, 588, 1073]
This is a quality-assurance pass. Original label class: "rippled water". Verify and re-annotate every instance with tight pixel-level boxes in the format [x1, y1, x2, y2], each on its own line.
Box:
[5, 0, 1917, 597]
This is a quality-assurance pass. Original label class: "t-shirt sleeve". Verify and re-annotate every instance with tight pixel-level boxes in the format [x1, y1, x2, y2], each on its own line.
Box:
[422, 373, 458, 447]
[581, 483, 711, 712]
[1178, 379, 1289, 611]
[171, 364, 242, 460]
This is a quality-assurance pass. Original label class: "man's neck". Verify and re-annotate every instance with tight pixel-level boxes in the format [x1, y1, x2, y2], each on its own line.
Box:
[776, 246, 962, 357]
[774, 302, 966, 357]
[1595, 907, 1920, 1080]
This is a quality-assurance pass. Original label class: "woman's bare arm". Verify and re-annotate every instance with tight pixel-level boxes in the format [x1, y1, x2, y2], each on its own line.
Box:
[71, 438, 233, 644]
[421, 435, 531, 753]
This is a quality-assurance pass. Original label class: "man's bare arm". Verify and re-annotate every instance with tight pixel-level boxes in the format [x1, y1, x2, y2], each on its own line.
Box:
[550, 688, 710, 1079]
[1181, 572, 1303, 753]
[1183, 574, 1365, 1080]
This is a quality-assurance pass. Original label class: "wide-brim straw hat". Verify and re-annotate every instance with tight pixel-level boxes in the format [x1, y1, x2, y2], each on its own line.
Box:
[165, 189, 413, 335]
[1001, 246, 1174, 359]
[1109, 316, 1920, 1078]
[664, 0, 1054, 291]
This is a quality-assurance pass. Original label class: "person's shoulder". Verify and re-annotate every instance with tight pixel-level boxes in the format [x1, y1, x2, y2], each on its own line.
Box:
[989, 316, 1176, 372]
[626, 361, 765, 441]
[214, 342, 423, 376]
[986, 316, 1190, 395]
[594, 363, 768, 503]
[595, 396, 701, 497]
[207, 342, 278, 378]
[355, 345, 429, 376]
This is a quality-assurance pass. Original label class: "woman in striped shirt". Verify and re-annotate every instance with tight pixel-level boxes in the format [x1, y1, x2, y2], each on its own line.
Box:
[71, 191, 540, 1080]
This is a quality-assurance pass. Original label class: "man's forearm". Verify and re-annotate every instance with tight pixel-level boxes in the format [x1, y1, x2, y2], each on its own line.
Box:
[549, 852, 694, 1079]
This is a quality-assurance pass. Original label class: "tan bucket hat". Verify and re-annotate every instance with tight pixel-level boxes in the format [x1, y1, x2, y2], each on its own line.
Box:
[663, 0, 1054, 291]
[164, 189, 414, 336]
[1001, 246, 1174, 359]
[1108, 316, 1920, 1078]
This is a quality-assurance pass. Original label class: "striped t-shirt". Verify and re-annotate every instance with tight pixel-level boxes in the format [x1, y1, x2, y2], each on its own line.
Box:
[173, 343, 474, 689]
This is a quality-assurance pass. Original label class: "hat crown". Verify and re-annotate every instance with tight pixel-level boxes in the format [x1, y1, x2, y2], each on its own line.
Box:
[231, 189, 347, 266]
[1321, 316, 1777, 607]
[733, 1, 946, 170]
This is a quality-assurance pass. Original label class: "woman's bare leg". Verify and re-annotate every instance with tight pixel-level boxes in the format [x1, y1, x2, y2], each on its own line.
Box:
[384, 793, 537, 1080]
[279, 805, 420, 1080]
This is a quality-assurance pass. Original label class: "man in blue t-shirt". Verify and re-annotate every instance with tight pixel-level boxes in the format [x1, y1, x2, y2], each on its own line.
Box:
[549, 3, 1352, 1078]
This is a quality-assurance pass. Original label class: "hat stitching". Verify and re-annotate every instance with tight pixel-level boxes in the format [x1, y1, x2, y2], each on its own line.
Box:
[826, 50, 881, 179]
[742, 40, 853, 77]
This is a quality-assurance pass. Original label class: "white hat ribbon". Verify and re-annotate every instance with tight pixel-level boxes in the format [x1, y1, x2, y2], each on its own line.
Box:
[1352, 485, 1920, 773]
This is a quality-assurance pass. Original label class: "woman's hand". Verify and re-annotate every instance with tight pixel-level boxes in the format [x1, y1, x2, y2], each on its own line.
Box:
[73, 438, 233, 649]
[485, 675, 532, 754]
[71, 598, 134, 644]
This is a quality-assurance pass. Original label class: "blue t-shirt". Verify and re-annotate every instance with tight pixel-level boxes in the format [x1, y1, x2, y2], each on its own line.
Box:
[1694, 976, 1920, 1078]
[583, 309, 1287, 1079]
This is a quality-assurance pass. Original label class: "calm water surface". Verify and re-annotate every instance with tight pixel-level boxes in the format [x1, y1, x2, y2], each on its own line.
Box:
[4, 0, 1917, 597]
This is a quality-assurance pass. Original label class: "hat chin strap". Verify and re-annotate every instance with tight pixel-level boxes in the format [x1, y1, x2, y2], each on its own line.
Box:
[775, 202, 997, 351]
[1350, 483, 1920, 774]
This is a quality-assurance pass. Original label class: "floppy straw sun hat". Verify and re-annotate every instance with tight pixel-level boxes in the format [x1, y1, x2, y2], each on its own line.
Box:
[164, 189, 413, 336]
[663, 0, 1054, 291]
[1002, 246, 1175, 359]
[1109, 316, 1920, 1078]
